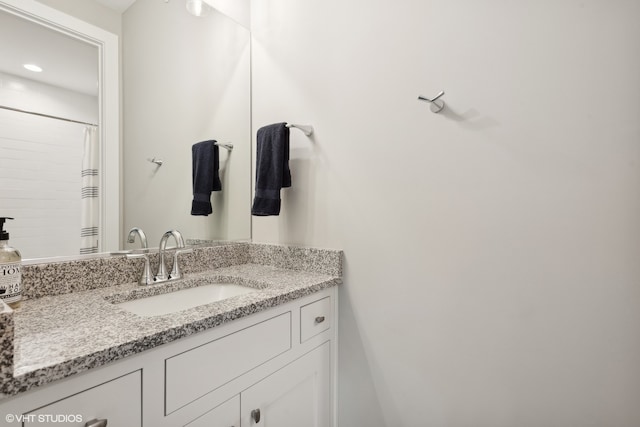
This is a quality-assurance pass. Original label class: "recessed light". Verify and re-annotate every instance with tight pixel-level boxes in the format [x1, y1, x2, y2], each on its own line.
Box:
[23, 64, 43, 72]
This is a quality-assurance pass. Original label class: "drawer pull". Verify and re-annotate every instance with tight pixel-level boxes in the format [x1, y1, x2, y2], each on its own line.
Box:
[315, 316, 326, 324]
[85, 419, 108, 427]
[251, 408, 261, 423]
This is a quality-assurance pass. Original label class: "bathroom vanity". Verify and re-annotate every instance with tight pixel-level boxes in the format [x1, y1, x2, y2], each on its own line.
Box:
[0, 243, 341, 426]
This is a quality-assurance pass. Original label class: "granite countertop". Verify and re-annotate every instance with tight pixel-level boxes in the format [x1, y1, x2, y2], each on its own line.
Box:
[0, 243, 342, 399]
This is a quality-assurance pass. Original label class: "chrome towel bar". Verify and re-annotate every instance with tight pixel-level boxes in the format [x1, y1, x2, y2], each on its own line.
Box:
[215, 142, 234, 151]
[286, 123, 314, 136]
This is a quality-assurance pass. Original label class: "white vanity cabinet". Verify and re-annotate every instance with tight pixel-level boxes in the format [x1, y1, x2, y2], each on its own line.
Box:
[0, 287, 336, 427]
[183, 396, 240, 427]
[182, 342, 330, 427]
[24, 371, 142, 427]
[165, 312, 292, 415]
[240, 341, 331, 427]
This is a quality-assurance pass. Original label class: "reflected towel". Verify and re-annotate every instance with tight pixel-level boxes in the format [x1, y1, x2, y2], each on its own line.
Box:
[251, 123, 291, 216]
[191, 140, 221, 216]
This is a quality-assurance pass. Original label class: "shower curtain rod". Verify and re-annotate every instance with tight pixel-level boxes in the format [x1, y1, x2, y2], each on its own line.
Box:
[0, 105, 98, 127]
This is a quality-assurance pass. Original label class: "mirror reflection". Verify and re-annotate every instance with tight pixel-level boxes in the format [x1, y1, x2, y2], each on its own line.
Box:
[0, 0, 252, 260]
[123, 0, 251, 250]
[0, 7, 105, 259]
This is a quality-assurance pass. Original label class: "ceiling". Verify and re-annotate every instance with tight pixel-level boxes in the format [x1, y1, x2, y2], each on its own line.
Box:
[93, 0, 137, 13]
[0, 10, 99, 96]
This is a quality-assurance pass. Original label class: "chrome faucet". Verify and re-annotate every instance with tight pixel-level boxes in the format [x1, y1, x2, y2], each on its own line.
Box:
[126, 227, 153, 285]
[127, 227, 148, 249]
[155, 230, 192, 282]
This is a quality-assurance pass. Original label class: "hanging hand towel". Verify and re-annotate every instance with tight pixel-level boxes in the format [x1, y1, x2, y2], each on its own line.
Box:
[251, 123, 291, 216]
[191, 140, 222, 216]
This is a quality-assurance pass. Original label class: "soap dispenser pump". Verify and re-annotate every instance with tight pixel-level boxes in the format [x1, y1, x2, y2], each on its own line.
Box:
[0, 217, 22, 309]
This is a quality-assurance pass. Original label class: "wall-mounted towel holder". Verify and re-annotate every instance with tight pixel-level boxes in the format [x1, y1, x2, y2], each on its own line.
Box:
[286, 123, 314, 136]
[148, 141, 232, 168]
[215, 142, 234, 151]
[418, 91, 445, 113]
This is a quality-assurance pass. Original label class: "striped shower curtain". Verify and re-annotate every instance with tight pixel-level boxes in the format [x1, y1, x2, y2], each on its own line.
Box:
[80, 126, 99, 254]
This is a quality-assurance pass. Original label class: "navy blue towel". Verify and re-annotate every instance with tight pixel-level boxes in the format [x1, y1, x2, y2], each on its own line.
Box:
[191, 140, 221, 216]
[252, 123, 291, 216]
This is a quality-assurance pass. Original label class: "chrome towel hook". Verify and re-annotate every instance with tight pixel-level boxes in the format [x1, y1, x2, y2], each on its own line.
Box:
[418, 91, 445, 113]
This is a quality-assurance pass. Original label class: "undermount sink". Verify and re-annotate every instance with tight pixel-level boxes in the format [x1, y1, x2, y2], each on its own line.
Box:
[115, 283, 256, 317]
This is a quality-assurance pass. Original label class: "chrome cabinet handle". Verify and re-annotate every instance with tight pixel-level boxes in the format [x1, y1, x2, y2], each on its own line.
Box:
[251, 408, 261, 423]
[85, 419, 107, 427]
[315, 316, 326, 324]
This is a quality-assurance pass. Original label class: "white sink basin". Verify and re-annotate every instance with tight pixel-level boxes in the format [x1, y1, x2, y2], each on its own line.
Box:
[116, 283, 256, 317]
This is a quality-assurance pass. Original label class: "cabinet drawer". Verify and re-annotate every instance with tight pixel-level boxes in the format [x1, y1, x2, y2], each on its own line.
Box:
[184, 395, 239, 427]
[165, 312, 291, 414]
[25, 370, 141, 427]
[300, 296, 332, 343]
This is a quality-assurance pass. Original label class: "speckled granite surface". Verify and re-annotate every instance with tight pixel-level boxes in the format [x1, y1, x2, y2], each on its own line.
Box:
[0, 302, 12, 386]
[249, 243, 343, 277]
[21, 243, 250, 300]
[0, 243, 342, 399]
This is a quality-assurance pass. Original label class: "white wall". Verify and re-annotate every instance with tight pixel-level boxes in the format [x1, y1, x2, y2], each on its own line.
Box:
[251, 1, 640, 426]
[204, 0, 250, 29]
[34, 0, 121, 36]
[123, 0, 251, 246]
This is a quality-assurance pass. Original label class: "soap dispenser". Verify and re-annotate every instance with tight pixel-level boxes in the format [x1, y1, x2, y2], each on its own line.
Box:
[0, 217, 22, 309]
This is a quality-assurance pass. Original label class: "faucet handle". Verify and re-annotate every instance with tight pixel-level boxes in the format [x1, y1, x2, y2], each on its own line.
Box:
[126, 253, 154, 286]
[169, 248, 194, 280]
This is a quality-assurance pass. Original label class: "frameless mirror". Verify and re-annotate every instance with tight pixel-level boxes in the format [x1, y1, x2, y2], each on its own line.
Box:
[122, 0, 251, 250]
[0, 0, 251, 260]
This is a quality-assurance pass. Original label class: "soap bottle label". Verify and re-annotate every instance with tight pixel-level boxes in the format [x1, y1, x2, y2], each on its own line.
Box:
[0, 262, 21, 304]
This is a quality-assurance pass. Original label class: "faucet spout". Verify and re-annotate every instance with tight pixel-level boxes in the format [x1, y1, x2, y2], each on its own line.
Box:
[127, 227, 148, 249]
[155, 230, 186, 282]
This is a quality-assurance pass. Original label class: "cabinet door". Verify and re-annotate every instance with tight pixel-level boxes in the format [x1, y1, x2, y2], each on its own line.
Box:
[241, 342, 331, 427]
[184, 395, 240, 427]
[24, 370, 141, 427]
